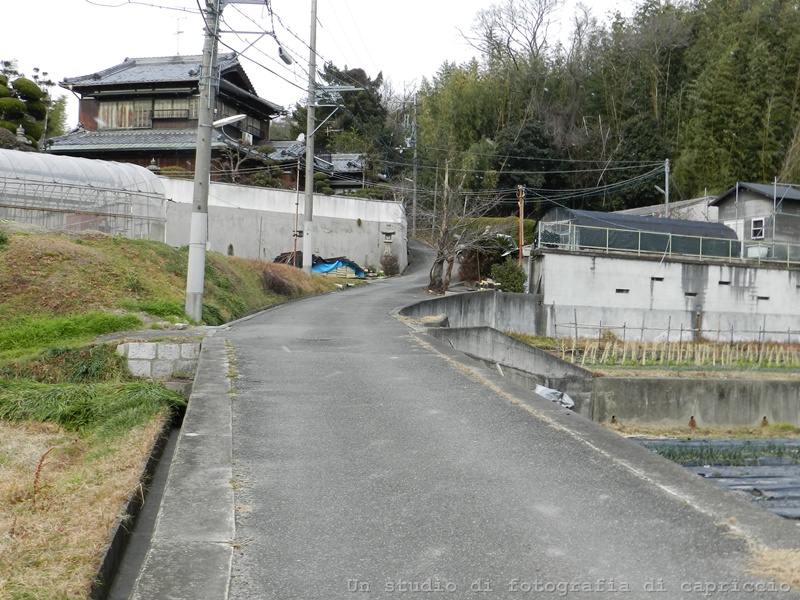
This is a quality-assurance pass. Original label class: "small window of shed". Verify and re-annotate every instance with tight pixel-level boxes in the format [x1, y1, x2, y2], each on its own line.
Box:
[751, 217, 765, 240]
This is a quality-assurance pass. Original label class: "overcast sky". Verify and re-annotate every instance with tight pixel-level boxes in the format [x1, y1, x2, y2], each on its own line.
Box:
[4, 0, 636, 127]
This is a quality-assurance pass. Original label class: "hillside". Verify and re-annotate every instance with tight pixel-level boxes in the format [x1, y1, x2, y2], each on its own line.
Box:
[0, 222, 341, 599]
[0, 222, 338, 357]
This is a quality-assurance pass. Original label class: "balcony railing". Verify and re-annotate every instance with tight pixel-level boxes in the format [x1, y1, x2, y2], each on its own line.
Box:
[536, 222, 800, 267]
[152, 109, 191, 119]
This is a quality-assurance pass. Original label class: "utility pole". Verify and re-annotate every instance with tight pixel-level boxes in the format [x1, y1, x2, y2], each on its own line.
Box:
[412, 95, 418, 237]
[518, 185, 525, 266]
[184, 0, 269, 321]
[665, 158, 670, 218]
[185, 0, 220, 322]
[302, 0, 318, 276]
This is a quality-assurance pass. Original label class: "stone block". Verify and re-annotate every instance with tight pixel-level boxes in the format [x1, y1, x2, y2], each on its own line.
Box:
[158, 344, 181, 361]
[181, 343, 201, 359]
[128, 343, 157, 360]
[128, 360, 152, 378]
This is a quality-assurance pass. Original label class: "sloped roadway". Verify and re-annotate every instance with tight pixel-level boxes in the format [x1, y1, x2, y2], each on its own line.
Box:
[221, 242, 800, 600]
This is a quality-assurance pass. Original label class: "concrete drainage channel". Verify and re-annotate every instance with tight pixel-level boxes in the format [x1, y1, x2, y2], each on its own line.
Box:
[634, 438, 800, 520]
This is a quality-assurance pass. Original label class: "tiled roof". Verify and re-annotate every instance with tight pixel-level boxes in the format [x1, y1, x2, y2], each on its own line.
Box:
[47, 128, 231, 153]
[63, 53, 240, 87]
[268, 142, 364, 173]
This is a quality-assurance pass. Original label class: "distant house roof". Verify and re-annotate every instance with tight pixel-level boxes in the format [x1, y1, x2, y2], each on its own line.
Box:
[541, 207, 738, 239]
[268, 142, 365, 175]
[46, 128, 232, 154]
[60, 53, 282, 114]
[710, 182, 800, 205]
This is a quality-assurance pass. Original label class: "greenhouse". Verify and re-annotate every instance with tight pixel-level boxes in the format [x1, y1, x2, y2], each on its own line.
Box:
[0, 149, 166, 240]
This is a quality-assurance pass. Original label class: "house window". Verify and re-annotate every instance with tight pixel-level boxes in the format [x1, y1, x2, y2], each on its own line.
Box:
[154, 98, 195, 120]
[751, 217, 765, 240]
[97, 99, 152, 128]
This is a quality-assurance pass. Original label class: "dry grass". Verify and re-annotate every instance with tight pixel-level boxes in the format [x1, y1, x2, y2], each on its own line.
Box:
[0, 416, 168, 599]
[751, 547, 800, 590]
[604, 422, 800, 439]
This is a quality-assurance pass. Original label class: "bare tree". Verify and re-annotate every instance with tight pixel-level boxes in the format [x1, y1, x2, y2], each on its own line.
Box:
[425, 161, 511, 293]
[461, 0, 564, 69]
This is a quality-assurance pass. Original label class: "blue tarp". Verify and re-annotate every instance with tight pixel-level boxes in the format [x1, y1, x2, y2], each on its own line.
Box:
[274, 251, 366, 278]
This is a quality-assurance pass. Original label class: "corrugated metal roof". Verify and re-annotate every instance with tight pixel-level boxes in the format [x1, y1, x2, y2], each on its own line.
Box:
[710, 182, 800, 205]
[47, 128, 230, 152]
[542, 207, 738, 239]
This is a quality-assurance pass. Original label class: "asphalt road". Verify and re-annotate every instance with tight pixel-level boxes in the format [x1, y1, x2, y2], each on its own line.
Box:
[221, 243, 800, 600]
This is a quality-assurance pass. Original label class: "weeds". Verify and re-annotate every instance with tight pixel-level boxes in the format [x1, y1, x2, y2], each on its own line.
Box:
[0, 312, 142, 361]
[31, 448, 53, 509]
[642, 441, 800, 466]
[0, 380, 185, 439]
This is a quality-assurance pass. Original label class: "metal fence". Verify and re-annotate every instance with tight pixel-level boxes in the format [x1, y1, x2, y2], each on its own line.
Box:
[536, 222, 800, 267]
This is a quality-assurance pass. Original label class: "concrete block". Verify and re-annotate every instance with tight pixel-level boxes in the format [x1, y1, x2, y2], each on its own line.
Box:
[127, 360, 152, 378]
[127, 343, 157, 360]
[158, 343, 181, 361]
[173, 359, 199, 376]
[116, 343, 129, 358]
[152, 361, 175, 379]
[181, 343, 201, 359]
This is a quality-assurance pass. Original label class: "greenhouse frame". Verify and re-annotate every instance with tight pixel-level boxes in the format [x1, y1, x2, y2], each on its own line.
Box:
[0, 149, 166, 240]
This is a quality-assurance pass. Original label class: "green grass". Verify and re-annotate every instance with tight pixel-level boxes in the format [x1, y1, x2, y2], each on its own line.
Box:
[0, 312, 141, 361]
[0, 379, 185, 440]
[119, 298, 186, 319]
[642, 441, 800, 466]
[0, 344, 133, 384]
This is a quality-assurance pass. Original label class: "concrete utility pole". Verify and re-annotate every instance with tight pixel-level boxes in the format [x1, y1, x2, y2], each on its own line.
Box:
[665, 158, 670, 218]
[412, 95, 418, 237]
[185, 0, 220, 322]
[184, 0, 272, 322]
[518, 185, 525, 266]
[302, 0, 318, 276]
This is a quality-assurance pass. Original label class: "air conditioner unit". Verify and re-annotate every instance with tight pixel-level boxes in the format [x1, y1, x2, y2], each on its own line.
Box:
[241, 132, 254, 145]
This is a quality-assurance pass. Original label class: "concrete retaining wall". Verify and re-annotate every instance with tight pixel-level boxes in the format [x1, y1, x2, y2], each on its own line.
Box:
[592, 377, 800, 427]
[117, 341, 201, 379]
[162, 178, 408, 272]
[399, 292, 539, 334]
[530, 250, 800, 342]
[420, 325, 800, 427]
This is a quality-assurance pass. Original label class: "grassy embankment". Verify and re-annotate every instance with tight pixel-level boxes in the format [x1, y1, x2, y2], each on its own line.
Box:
[0, 224, 339, 599]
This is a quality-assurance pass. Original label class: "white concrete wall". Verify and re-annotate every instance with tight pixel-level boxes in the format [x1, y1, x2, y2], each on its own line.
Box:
[162, 179, 408, 271]
[530, 250, 800, 342]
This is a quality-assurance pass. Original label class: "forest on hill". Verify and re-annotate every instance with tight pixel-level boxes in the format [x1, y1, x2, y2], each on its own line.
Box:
[289, 0, 800, 218]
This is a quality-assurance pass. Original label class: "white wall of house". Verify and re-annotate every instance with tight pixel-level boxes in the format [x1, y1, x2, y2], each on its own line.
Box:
[529, 250, 800, 342]
[162, 179, 407, 271]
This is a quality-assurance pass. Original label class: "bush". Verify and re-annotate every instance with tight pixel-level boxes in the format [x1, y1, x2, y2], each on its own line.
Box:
[160, 166, 193, 180]
[261, 268, 295, 297]
[380, 253, 400, 276]
[490, 258, 527, 293]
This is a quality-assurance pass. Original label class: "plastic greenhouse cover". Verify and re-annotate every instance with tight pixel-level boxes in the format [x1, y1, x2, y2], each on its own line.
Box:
[0, 149, 164, 195]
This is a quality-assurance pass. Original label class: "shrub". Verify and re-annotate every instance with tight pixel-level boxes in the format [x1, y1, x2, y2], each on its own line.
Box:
[380, 253, 400, 276]
[261, 268, 295, 297]
[490, 258, 527, 293]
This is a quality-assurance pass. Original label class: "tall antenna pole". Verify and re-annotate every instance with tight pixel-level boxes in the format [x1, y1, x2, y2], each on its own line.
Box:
[302, 0, 318, 275]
